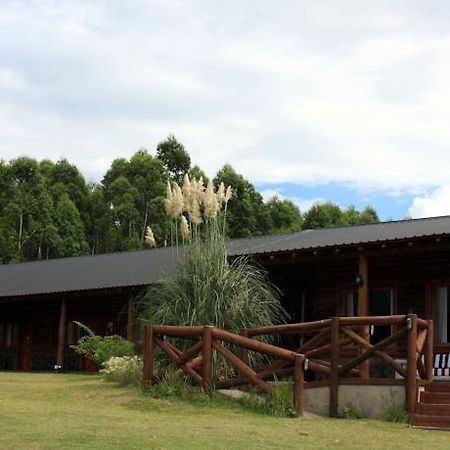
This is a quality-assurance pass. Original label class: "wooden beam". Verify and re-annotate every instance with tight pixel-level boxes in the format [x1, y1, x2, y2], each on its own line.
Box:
[143, 325, 154, 388]
[202, 326, 213, 392]
[329, 318, 340, 417]
[56, 297, 67, 369]
[293, 354, 304, 417]
[406, 314, 418, 416]
[357, 254, 370, 379]
[126, 296, 135, 341]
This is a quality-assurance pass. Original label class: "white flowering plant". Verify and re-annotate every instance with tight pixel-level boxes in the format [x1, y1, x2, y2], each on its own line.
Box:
[141, 175, 287, 374]
[100, 355, 144, 387]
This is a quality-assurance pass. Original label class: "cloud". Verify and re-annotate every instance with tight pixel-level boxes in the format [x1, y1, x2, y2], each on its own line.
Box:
[408, 186, 450, 218]
[260, 188, 326, 213]
[1, 0, 450, 197]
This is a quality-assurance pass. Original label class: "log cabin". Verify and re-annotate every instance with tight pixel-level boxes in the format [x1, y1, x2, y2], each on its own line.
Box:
[1, 215, 449, 377]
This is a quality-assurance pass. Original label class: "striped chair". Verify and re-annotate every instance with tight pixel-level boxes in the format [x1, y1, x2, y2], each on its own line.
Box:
[434, 353, 450, 378]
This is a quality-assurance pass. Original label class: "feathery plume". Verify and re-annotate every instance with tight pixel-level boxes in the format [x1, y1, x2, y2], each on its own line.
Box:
[172, 184, 184, 217]
[217, 182, 226, 206]
[204, 180, 220, 219]
[145, 227, 156, 247]
[180, 214, 190, 238]
[165, 181, 174, 217]
[224, 185, 233, 204]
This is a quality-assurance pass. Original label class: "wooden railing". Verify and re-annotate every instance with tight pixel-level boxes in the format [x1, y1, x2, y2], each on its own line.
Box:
[143, 315, 433, 419]
[244, 314, 434, 417]
[142, 325, 306, 416]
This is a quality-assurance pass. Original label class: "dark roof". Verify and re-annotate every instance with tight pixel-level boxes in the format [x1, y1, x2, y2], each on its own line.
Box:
[1, 215, 450, 299]
[227, 215, 450, 255]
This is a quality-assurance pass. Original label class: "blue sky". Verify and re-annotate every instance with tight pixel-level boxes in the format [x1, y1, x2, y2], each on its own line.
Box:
[1, 1, 450, 221]
[256, 182, 421, 221]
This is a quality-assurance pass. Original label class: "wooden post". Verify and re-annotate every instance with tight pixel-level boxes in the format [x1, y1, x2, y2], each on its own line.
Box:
[143, 326, 154, 388]
[239, 329, 249, 368]
[357, 254, 370, 379]
[329, 317, 340, 417]
[406, 314, 418, 416]
[56, 297, 67, 369]
[293, 354, 304, 417]
[127, 296, 135, 342]
[202, 326, 213, 392]
[425, 319, 434, 383]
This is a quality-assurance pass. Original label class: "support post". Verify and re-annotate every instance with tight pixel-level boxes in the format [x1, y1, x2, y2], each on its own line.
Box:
[406, 314, 418, 416]
[293, 354, 304, 417]
[127, 296, 135, 342]
[425, 319, 434, 383]
[202, 326, 213, 392]
[143, 326, 154, 388]
[239, 329, 250, 368]
[56, 297, 67, 369]
[329, 317, 340, 417]
[357, 254, 370, 379]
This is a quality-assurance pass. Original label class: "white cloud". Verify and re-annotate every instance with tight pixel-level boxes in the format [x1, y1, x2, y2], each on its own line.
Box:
[408, 186, 450, 218]
[1, 0, 450, 196]
[260, 188, 326, 213]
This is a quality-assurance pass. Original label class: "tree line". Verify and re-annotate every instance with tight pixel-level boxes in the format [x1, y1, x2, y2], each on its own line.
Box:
[0, 136, 379, 264]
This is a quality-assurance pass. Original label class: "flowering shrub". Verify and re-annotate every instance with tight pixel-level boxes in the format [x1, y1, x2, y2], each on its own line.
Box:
[100, 356, 143, 387]
[71, 321, 135, 366]
[141, 175, 287, 375]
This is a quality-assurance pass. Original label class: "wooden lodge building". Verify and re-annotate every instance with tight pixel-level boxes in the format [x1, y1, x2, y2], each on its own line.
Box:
[1, 215, 450, 376]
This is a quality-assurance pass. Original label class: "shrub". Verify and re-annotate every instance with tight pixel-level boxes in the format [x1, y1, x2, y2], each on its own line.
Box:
[140, 177, 287, 374]
[148, 369, 187, 399]
[239, 383, 296, 417]
[101, 356, 143, 387]
[341, 403, 363, 419]
[383, 402, 409, 423]
[71, 321, 135, 366]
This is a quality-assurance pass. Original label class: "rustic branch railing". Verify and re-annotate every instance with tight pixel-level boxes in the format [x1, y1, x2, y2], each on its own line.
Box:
[142, 324, 306, 416]
[143, 315, 433, 419]
[243, 314, 434, 417]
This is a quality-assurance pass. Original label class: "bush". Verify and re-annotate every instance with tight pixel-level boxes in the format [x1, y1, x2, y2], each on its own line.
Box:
[71, 321, 135, 366]
[140, 177, 287, 375]
[238, 383, 296, 417]
[101, 356, 143, 387]
[383, 402, 409, 423]
[148, 370, 188, 399]
[341, 403, 363, 419]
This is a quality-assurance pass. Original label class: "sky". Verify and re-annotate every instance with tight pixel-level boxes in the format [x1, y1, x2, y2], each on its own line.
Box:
[1, 1, 450, 221]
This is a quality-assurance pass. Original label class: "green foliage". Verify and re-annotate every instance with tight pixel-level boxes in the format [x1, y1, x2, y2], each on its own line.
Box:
[239, 384, 296, 417]
[71, 321, 134, 366]
[156, 134, 191, 183]
[147, 369, 187, 399]
[100, 356, 143, 387]
[382, 402, 409, 423]
[0, 140, 381, 264]
[304, 202, 380, 229]
[214, 164, 271, 237]
[265, 196, 303, 234]
[341, 403, 364, 419]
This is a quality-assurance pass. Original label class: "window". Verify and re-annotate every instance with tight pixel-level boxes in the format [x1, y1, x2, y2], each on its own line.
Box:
[0, 323, 18, 348]
[433, 286, 450, 344]
[341, 290, 358, 317]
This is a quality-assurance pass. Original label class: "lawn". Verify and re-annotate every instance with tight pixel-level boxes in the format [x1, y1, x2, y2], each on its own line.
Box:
[0, 373, 448, 449]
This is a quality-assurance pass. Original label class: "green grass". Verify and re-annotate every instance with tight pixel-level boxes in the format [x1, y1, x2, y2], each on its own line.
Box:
[0, 373, 449, 449]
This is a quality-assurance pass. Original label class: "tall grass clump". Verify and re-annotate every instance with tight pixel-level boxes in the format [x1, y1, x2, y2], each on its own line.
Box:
[140, 175, 287, 369]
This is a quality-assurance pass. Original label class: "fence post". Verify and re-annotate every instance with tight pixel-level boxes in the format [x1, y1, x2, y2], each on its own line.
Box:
[406, 314, 418, 416]
[239, 329, 250, 367]
[202, 326, 214, 392]
[293, 354, 304, 417]
[425, 320, 434, 383]
[143, 325, 154, 389]
[329, 317, 340, 417]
